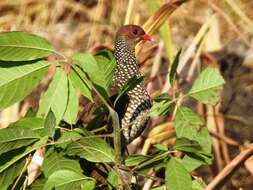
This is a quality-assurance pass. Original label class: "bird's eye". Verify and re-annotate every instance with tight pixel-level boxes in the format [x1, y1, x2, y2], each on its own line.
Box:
[132, 29, 138, 35]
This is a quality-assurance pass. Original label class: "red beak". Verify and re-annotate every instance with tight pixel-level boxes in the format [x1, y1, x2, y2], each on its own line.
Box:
[142, 34, 153, 41]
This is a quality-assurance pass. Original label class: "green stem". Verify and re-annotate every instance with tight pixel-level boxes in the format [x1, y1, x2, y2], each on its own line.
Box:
[72, 66, 122, 164]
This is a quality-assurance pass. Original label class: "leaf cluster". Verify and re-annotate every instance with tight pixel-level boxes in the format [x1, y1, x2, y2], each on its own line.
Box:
[0, 31, 224, 190]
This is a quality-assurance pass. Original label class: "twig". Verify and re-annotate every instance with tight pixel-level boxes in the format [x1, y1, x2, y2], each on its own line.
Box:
[209, 131, 240, 147]
[206, 144, 253, 190]
[142, 169, 155, 190]
[206, 105, 223, 171]
[11, 156, 31, 190]
[214, 103, 230, 164]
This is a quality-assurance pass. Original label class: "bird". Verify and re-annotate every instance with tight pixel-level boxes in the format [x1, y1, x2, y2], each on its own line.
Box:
[112, 25, 152, 146]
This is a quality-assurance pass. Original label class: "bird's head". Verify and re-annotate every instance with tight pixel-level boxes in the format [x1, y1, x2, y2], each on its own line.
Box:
[116, 25, 152, 49]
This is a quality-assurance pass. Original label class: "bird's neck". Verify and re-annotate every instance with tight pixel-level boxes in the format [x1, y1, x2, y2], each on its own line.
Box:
[115, 34, 135, 55]
[114, 35, 139, 88]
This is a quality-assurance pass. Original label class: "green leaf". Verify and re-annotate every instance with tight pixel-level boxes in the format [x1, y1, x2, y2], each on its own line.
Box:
[73, 50, 116, 94]
[189, 67, 225, 105]
[43, 169, 93, 190]
[181, 155, 203, 172]
[114, 75, 144, 106]
[8, 117, 46, 136]
[175, 107, 204, 140]
[0, 137, 47, 173]
[153, 143, 168, 151]
[174, 138, 202, 153]
[69, 65, 92, 101]
[181, 127, 213, 172]
[56, 129, 83, 149]
[0, 127, 40, 155]
[169, 49, 181, 85]
[30, 178, 47, 190]
[175, 108, 212, 167]
[63, 77, 79, 124]
[81, 180, 96, 190]
[0, 159, 25, 190]
[107, 171, 118, 190]
[37, 67, 68, 123]
[9, 117, 44, 130]
[194, 127, 212, 155]
[192, 178, 206, 190]
[125, 155, 151, 167]
[134, 152, 169, 170]
[0, 60, 49, 110]
[25, 107, 37, 117]
[0, 31, 54, 61]
[189, 127, 212, 165]
[94, 50, 116, 89]
[66, 137, 115, 163]
[42, 151, 82, 178]
[154, 93, 172, 102]
[44, 111, 56, 138]
[149, 100, 171, 117]
[165, 158, 192, 190]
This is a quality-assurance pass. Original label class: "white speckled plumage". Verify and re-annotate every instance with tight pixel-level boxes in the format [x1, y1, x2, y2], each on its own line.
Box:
[113, 32, 152, 144]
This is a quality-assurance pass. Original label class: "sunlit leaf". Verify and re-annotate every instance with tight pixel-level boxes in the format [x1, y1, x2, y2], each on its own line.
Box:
[43, 169, 93, 190]
[181, 127, 213, 172]
[56, 129, 83, 149]
[175, 107, 204, 140]
[44, 111, 56, 138]
[165, 158, 192, 190]
[153, 143, 168, 151]
[42, 151, 83, 178]
[0, 31, 54, 61]
[192, 178, 206, 190]
[8, 117, 46, 137]
[0, 127, 40, 155]
[195, 127, 212, 155]
[149, 100, 171, 117]
[30, 179, 47, 190]
[63, 77, 79, 124]
[189, 67, 225, 105]
[173, 138, 202, 153]
[125, 155, 151, 166]
[70, 64, 92, 101]
[0, 60, 48, 110]
[73, 50, 116, 97]
[181, 155, 203, 172]
[107, 171, 118, 190]
[66, 137, 115, 163]
[37, 67, 68, 123]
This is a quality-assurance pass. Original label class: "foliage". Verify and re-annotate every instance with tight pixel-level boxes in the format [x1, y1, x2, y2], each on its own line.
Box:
[0, 27, 224, 189]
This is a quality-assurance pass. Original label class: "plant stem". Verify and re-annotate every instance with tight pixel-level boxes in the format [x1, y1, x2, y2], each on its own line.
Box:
[109, 108, 122, 164]
[72, 66, 122, 164]
[11, 157, 31, 190]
